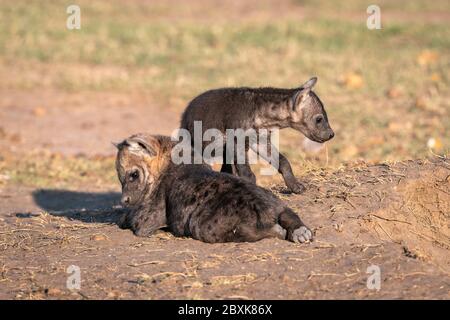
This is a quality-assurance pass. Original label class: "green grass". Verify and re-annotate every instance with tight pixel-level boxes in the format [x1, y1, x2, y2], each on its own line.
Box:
[1, 0, 448, 97]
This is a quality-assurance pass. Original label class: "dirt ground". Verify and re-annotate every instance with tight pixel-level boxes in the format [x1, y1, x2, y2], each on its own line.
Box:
[0, 92, 449, 300]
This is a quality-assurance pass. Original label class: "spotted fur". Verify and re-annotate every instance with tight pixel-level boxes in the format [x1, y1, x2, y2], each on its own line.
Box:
[180, 77, 334, 193]
[115, 134, 313, 243]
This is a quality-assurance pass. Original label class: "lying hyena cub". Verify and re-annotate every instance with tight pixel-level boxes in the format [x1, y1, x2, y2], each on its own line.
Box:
[115, 133, 312, 243]
[180, 77, 334, 193]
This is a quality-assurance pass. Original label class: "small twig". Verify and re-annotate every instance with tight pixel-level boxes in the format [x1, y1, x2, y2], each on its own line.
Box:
[369, 214, 412, 225]
[77, 291, 90, 299]
[226, 295, 250, 300]
[307, 272, 341, 280]
[376, 222, 401, 244]
[128, 261, 165, 267]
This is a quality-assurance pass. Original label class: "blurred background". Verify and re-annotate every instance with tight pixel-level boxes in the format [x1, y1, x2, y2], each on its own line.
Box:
[0, 0, 448, 189]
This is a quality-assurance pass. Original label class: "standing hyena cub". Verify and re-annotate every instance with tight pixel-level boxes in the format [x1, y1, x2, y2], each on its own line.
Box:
[115, 133, 313, 243]
[180, 77, 334, 193]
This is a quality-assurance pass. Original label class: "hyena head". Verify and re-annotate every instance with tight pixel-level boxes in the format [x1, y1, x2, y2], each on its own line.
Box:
[114, 134, 169, 208]
[289, 77, 334, 143]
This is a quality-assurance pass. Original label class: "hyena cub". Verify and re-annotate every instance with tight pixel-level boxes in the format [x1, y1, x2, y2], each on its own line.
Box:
[180, 77, 334, 193]
[115, 133, 312, 244]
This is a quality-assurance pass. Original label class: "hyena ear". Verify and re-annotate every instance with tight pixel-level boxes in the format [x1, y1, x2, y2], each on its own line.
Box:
[113, 140, 129, 150]
[301, 77, 317, 90]
[112, 141, 121, 149]
[125, 136, 158, 157]
[292, 77, 318, 110]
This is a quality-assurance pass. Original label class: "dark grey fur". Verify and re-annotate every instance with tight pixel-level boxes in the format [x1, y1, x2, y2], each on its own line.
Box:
[180, 77, 334, 193]
[116, 134, 312, 244]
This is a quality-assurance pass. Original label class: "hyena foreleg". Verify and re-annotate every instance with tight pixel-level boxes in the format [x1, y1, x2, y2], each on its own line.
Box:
[119, 203, 167, 237]
[251, 135, 306, 193]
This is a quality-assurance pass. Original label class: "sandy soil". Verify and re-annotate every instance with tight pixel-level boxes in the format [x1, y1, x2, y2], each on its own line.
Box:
[0, 90, 177, 156]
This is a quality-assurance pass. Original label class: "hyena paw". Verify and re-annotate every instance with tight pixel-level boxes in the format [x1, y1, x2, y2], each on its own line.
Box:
[118, 211, 131, 229]
[271, 224, 287, 239]
[287, 180, 306, 194]
[291, 226, 313, 243]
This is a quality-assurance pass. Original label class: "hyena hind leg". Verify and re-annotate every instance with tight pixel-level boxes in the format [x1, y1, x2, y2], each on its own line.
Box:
[220, 143, 237, 175]
[233, 224, 287, 242]
[234, 144, 256, 183]
[220, 143, 256, 184]
[235, 163, 256, 183]
[271, 224, 287, 240]
[278, 209, 313, 243]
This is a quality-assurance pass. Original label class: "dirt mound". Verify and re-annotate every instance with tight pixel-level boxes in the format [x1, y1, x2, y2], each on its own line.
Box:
[372, 169, 449, 271]
[284, 157, 450, 274]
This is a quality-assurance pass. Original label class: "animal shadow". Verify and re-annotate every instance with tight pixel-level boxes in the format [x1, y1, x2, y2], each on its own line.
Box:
[32, 189, 125, 224]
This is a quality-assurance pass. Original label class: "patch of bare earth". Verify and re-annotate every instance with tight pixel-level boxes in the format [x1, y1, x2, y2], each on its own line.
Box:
[0, 158, 449, 299]
[0, 90, 178, 156]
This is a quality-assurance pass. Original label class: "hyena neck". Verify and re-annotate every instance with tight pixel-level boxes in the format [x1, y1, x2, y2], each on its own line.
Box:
[142, 139, 174, 206]
[152, 136, 175, 176]
[141, 177, 166, 211]
[254, 98, 292, 129]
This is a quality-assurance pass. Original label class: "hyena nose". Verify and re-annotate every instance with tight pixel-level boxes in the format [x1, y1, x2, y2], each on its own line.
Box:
[121, 196, 131, 206]
[328, 131, 335, 140]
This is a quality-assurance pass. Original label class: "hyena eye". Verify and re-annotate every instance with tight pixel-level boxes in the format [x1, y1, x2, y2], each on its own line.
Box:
[315, 115, 324, 124]
[129, 170, 139, 182]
